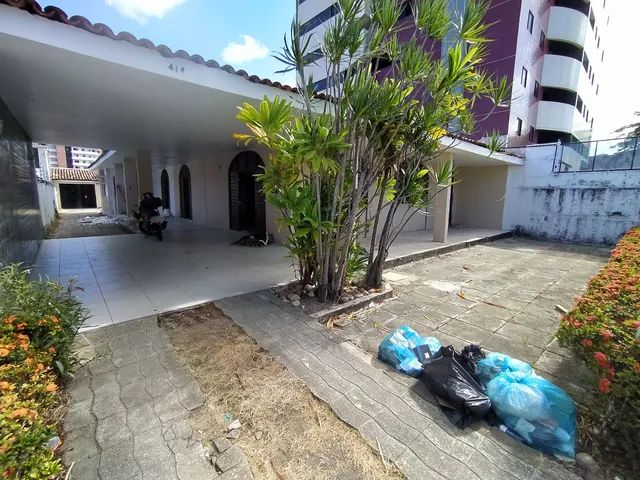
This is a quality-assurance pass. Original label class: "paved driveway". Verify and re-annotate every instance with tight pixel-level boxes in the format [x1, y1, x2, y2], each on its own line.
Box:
[337, 237, 610, 398]
[31, 221, 295, 328]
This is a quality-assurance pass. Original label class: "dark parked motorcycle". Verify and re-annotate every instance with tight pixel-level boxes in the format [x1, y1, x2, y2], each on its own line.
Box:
[133, 192, 167, 241]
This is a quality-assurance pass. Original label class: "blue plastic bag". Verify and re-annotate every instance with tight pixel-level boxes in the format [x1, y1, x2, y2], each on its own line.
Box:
[378, 326, 441, 377]
[487, 372, 576, 458]
[476, 352, 533, 386]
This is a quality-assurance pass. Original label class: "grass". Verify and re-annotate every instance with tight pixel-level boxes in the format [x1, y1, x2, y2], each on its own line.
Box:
[160, 303, 403, 480]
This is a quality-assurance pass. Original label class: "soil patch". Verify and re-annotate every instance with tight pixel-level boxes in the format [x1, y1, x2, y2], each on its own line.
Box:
[159, 303, 402, 480]
[46, 212, 132, 238]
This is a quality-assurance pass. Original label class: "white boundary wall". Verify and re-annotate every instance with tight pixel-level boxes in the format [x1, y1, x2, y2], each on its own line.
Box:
[503, 144, 640, 244]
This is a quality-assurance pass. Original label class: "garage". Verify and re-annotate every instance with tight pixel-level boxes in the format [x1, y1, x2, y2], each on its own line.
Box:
[51, 167, 102, 212]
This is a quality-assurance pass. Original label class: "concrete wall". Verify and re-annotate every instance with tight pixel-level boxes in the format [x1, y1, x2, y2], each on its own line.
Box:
[503, 144, 640, 244]
[452, 166, 508, 229]
[37, 180, 56, 230]
[0, 97, 42, 264]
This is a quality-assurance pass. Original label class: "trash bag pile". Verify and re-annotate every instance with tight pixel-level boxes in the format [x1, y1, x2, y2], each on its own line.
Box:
[378, 325, 576, 458]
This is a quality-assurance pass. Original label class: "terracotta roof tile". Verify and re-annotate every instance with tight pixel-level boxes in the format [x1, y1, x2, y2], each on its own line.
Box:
[0, 0, 328, 98]
[51, 167, 100, 182]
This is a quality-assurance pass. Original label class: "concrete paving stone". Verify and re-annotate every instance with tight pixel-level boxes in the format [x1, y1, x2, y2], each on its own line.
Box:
[177, 381, 205, 411]
[64, 398, 96, 431]
[213, 437, 232, 453]
[68, 453, 100, 480]
[96, 411, 132, 449]
[145, 374, 175, 398]
[67, 376, 93, 404]
[154, 390, 189, 423]
[88, 356, 117, 375]
[329, 395, 374, 430]
[92, 393, 127, 420]
[419, 421, 477, 464]
[174, 445, 219, 480]
[475, 437, 537, 480]
[370, 408, 422, 446]
[465, 451, 519, 480]
[91, 370, 119, 395]
[456, 308, 507, 332]
[342, 385, 385, 416]
[464, 302, 518, 321]
[534, 350, 593, 385]
[215, 446, 246, 472]
[358, 419, 408, 462]
[479, 333, 543, 365]
[117, 363, 144, 386]
[394, 448, 445, 480]
[140, 459, 178, 480]
[120, 380, 153, 408]
[127, 401, 162, 434]
[496, 323, 554, 349]
[406, 432, 468, 479]
[135, 343, 159, 361]
[404, 308, 453, 329]
[99, 439, 141, 480]
[425, 300, 469, 319]
[218, 463, 253, 480]
[134, 426, 176, 470]
[382, 300, 420, 316]
[111, 346, 138, 367]
[510, 312, 559, 335]
[437, 319, 492, 344]
[62, 424, 99, 463]
[167, 366, 193, 389]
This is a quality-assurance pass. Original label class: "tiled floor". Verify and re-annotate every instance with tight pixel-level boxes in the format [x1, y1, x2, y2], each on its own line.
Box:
[32, 220, 295, 329]
[32, 220, 508, 329]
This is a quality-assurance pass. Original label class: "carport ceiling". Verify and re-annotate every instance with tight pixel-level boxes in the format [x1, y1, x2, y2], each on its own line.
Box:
[0, 6, 300, 159]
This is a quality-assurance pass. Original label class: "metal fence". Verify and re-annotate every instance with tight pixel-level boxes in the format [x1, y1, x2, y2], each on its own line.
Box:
[554, 136, 640, 173]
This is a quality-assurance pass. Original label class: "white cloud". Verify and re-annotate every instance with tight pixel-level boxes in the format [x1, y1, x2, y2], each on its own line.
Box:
[221, 35, 270, 65]
[105, 0, 187, 24]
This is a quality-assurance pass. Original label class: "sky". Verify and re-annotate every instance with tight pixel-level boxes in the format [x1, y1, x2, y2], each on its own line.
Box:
[38, 0, 638, 140]
[49, 0, 297, 85]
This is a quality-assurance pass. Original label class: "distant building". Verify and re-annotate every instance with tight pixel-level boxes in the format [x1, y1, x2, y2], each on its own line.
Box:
[297, 0, 609, 146]
[33, 143, 102, 173]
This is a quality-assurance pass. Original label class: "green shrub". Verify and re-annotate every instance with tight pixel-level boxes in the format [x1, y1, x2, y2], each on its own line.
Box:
[0, 264, 87, 479]
[557, 227, 640, 472]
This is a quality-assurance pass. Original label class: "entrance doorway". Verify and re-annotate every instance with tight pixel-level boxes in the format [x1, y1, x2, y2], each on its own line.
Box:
[179, 165, 192, 219]
[229, 151, 265, 232]
[160, 169, 170, 210]
[59, 183, 97, 209]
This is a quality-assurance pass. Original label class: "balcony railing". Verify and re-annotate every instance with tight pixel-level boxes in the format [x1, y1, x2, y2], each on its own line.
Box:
[554, 136, 640, 173]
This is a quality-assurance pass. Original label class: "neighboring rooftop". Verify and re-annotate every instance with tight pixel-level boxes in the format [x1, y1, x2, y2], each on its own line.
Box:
[51, 167, 100, 182]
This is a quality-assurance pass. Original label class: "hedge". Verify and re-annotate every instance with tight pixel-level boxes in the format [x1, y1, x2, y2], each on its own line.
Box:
[557, 227, 640, 470]
[0, 265, 86, 479]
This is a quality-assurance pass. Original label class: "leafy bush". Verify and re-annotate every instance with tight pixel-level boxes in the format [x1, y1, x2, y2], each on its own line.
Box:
[0, 265, 86, 479]
[557, 227, 640, 470]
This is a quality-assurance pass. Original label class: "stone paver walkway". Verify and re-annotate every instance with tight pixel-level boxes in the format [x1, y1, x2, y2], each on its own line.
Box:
[63, 316, 253, 480]
[217, 290, 580, 480]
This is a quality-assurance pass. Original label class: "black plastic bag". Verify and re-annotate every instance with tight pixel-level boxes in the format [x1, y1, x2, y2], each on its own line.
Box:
[455, 344, 485, 377]
[421, 346, 492, 429]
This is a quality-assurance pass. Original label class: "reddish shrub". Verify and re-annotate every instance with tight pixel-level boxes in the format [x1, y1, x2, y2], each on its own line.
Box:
[557, 227, 640, 469]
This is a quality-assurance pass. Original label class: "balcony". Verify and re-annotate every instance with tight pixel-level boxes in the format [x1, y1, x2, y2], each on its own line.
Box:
[548, 6, 588, 47]
[541, 55, 582, 92]
[536, 101, 589, 135]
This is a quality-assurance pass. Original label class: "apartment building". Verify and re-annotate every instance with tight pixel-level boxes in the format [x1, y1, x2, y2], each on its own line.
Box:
[33, 143, 102, 171]
[297, 0, 609, 146]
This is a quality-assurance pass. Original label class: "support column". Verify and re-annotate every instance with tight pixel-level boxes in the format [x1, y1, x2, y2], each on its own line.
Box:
[432, 152, 453, 243]
[123, 157, 139, 215]
[136, 150, 153, 196]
